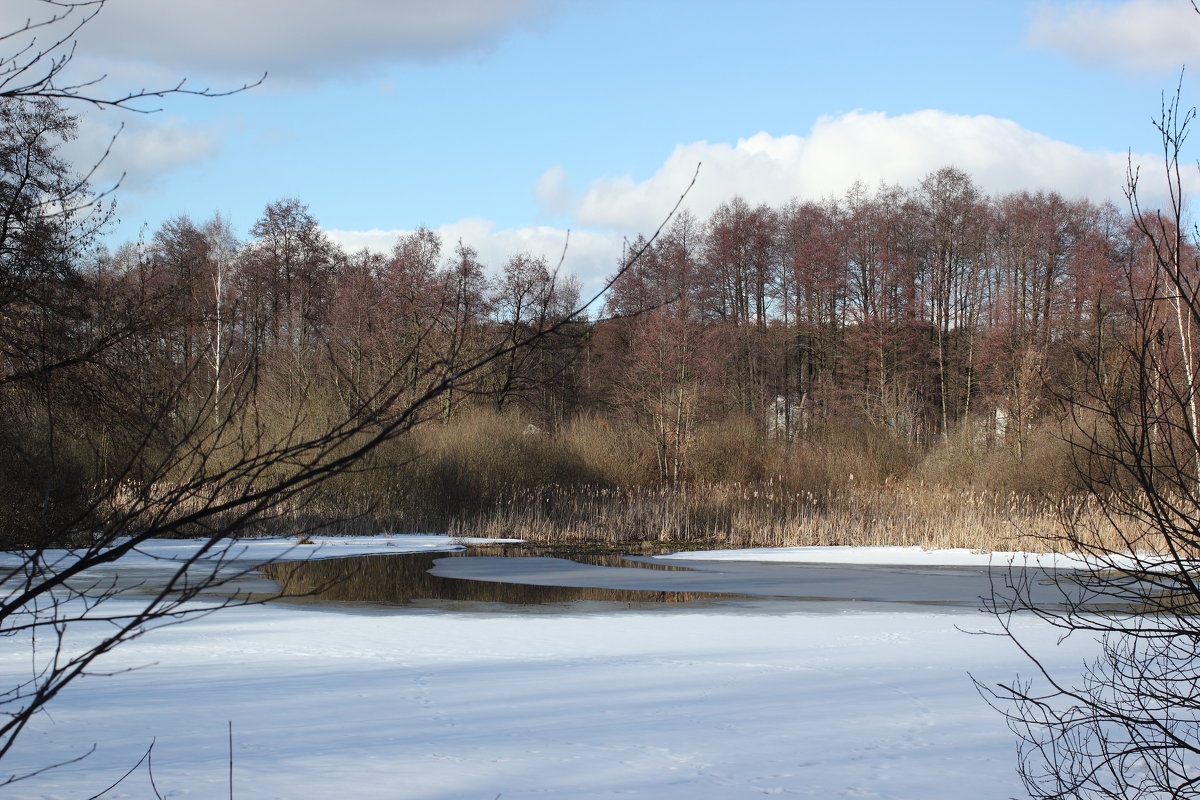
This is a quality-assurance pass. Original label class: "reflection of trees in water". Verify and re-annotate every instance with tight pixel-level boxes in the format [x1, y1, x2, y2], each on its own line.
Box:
[258, 552, 723, 606]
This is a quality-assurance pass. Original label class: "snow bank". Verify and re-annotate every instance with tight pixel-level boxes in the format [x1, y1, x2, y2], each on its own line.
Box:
[0, 533, 516, 572]
[656, 545, 1111, 570]
[0, 595, 1091, 799]
[0, 535, 1106, 798]
[122, 533, 515, 565]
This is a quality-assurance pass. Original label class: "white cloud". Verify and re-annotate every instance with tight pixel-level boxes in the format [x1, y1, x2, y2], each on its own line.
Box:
[325, 220, 622, 298]
[60, 117, 219, 194]
[534, 166, 571, 216]
[0, 0, 558, 83]
[331, 110, 1165, 297]
[1026, 0, 1200, 71]
[569, 110, 1158, 231]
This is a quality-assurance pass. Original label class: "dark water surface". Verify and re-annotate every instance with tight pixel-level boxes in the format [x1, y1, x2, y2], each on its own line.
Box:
[258, 549, 739, 609]
[255, 543, 1092, 614]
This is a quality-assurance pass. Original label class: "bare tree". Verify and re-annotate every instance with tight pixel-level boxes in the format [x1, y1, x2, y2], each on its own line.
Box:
[0, 0, 263, 111]
[0, 7, 700, 786]
[983, 85, 1200, 799]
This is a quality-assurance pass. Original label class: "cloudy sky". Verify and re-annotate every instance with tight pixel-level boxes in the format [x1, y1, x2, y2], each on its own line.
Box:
[3, 0, 1199, 289]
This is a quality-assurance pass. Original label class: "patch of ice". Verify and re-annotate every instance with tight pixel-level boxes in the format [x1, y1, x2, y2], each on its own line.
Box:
[655, 545, 1137, 570]
[0, 534, 521, 573]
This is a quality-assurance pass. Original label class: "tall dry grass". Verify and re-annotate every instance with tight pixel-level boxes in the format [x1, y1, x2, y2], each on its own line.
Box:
[108, 407, 1134, 553]
[413, 410, 1121, 553]
[448, 482, 1121, 553]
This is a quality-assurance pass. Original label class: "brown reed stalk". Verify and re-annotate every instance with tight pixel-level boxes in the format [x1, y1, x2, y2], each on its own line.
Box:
[447, 483, 1125, 554]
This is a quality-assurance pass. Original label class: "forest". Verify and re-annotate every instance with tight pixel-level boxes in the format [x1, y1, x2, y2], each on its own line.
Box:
[0, 98, 1167, 550]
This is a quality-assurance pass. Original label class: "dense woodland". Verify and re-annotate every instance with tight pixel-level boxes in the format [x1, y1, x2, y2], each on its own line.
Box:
[106, 169, 1131, 449]
[0, 95, 1171, 544]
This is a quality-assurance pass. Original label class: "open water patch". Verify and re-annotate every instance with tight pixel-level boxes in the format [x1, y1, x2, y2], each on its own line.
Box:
[257, 545, 742, 610]
[255, 542, 1098, 613]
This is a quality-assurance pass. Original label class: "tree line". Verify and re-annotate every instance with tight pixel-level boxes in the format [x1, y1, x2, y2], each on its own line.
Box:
[5, 156, 1163, 542]
[597, 167, 1133, 481]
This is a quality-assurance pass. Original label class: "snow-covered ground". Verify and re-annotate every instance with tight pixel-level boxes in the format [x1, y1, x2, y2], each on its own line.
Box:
[1, 537, 1096, 799]
[656, 544, 1121, 570]
[13, 534, 514, 572]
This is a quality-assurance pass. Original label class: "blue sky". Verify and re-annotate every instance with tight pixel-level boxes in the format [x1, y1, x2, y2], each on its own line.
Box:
[4, 0, 1200, 289]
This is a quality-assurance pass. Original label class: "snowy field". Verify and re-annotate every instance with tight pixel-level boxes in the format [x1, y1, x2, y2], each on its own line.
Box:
[1, 537, 1097, 799]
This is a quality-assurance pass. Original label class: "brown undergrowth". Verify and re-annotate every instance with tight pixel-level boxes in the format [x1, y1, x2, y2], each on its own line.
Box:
[101, 410, 1133, 554]
[447, 483, 1122, 554]
[106, 474, 1128, 554]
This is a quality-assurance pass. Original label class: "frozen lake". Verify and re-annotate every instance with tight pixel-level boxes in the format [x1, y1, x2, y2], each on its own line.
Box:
[259, 545, 1097, 614]
[0, 536, 1102, 799]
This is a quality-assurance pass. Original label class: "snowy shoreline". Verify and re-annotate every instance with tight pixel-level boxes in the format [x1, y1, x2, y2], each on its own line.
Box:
[1, 534, 1108, 798]
[654, 544, 1104, 569]
[0, 534, 1120, 571]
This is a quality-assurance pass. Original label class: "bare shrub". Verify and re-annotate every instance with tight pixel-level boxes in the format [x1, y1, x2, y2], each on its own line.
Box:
[558, 414, 654, 485]
[688, 415, 767, 483]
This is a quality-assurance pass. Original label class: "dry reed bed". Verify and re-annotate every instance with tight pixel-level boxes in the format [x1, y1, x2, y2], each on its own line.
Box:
[105, 478, 1133, 556]
[449, 483, 1126, 554]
